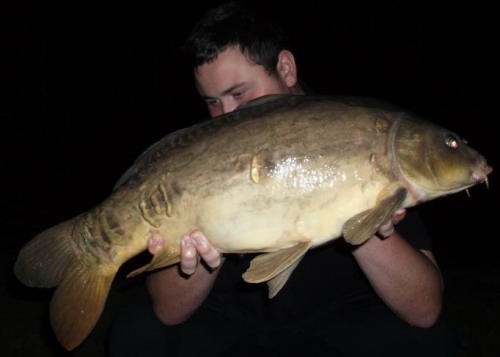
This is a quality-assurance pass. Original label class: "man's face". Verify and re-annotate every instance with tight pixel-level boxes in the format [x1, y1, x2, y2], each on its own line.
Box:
[194, 46, 292, 117]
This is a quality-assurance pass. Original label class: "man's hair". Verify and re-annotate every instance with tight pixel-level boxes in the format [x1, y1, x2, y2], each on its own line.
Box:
[183, 1, 290, 75]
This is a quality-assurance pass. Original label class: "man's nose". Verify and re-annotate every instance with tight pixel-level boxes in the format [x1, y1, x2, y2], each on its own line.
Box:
[220, 99, 239, 114]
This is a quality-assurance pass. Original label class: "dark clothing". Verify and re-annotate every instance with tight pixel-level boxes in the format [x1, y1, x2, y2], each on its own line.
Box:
[108, 209, 459, 356]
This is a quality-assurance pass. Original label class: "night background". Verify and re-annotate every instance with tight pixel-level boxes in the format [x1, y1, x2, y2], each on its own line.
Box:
[1, 1, 498, 356]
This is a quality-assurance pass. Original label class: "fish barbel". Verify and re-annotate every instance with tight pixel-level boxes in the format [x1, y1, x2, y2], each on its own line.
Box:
[14, 94, 492, 350]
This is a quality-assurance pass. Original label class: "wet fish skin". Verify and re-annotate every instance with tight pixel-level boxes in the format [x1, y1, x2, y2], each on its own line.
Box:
[13, 94, 492, 350]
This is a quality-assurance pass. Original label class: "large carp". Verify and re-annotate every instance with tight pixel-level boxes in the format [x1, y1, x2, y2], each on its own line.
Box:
[14, 94, 492, 350]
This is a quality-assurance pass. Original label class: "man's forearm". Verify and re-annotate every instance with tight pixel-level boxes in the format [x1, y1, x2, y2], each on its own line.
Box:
[352, 232, 443, 327]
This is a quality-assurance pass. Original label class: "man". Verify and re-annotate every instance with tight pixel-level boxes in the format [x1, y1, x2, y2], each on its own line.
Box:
[109, 2, 458, 356]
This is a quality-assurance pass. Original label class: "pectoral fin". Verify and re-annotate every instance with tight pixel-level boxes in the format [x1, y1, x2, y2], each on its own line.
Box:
[343, 186, 407, 245]
[242, 241, 311, 297]
[266, 258, 303, 298]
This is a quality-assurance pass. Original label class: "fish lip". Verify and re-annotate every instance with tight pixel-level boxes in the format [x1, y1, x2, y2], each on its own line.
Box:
[472, 163, 493, 184]
[472, 164, 493, 182]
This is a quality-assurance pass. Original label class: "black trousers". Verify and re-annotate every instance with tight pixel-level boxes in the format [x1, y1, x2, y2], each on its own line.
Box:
[108, 284, 459, 357]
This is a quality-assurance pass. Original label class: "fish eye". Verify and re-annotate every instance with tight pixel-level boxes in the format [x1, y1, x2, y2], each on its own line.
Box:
[445, 134, 460, 149]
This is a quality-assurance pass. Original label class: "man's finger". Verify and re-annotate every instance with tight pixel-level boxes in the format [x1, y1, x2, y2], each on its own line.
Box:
[191, 230, 221, 269]
[392, 208, 406, 225]
[147, 233, 165, 255]
[180, 236, 199, 275]
[377, 220, 395, 239]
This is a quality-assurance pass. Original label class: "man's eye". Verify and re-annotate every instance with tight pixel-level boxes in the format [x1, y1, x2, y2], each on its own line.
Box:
[232, 91, 244, 99]
[206, 99, 219, 107]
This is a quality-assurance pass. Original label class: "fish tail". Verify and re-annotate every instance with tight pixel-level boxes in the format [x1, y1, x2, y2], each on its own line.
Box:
[14, 215, 118, 350]
[14, 216, 83, 288]
[50, 260, 116, 351]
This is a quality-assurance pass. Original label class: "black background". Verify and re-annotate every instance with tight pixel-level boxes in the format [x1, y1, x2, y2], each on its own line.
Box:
[1, 0, 499, 354]
[3, 0, 498, 264]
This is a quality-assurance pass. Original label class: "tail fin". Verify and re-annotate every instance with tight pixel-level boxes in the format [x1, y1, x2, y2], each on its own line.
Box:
[14, 217, 81, 288]
[14, 215, 118, 351]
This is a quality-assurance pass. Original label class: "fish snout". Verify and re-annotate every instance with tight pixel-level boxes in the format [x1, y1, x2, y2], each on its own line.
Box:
[472, 160, 493, 187]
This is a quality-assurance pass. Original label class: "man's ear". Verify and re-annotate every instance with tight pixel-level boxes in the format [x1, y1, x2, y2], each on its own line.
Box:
[276, 50, 298, 87]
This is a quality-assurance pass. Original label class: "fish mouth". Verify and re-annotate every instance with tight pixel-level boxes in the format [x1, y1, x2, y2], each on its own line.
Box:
[434, 161, 492, 197]
[472, 161, 493, 188]
[461, 163, 492, 197]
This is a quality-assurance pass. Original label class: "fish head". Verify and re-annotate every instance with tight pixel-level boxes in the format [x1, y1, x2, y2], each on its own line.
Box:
[394, 117, 492, 203]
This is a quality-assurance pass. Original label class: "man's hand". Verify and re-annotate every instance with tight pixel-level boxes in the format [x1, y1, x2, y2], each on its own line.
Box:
[147, 230, 222, 276]
[180, 230, 222, 275]
[377, 208, 406, 239]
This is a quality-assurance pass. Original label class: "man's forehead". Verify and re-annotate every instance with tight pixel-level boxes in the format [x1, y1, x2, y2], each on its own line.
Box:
[195, 49, 260, 97]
